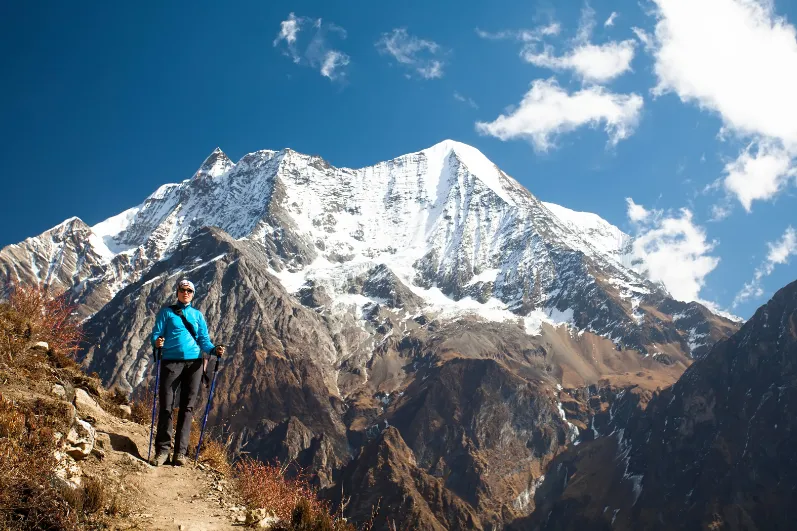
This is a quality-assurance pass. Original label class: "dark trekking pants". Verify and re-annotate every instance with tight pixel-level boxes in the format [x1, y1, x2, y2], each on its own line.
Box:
[155, 358, 203, 456]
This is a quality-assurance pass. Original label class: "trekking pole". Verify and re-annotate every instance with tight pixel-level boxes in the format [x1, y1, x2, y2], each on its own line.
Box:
[147, 343, 163, 462]
[195, 345, 224, 464]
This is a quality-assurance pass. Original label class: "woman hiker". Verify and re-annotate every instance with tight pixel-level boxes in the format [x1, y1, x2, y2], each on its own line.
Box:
[150, 279, 225, 466]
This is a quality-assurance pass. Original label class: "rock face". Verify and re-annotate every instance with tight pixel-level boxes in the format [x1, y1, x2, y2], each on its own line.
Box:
[0, 141, 745, 530]
[520, 279, 797, 531]
[335, 427, 484, 531]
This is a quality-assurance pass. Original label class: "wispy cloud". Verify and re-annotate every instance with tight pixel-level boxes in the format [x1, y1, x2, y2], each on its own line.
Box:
[273, 13, 351, 81]
[643, 0, 797, 211]
[375, 28, 448, 79]
[625, 198, 720, 302]
[476, 78, 643, 151]
[734, 226, 797, 306]
[454, 92, 478, 109]
[604, 12, 619, 27]
[475, 23, 561, 42]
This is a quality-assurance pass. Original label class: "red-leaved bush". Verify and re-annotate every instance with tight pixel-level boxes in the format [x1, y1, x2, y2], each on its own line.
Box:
[0, 284, 83, 359]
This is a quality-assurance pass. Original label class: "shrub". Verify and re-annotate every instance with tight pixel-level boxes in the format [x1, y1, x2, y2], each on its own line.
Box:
[235, 458, 355, 530]
[198, 437, 232, 477]
[129, 387, 153, 425]
[81, 476, 106, 514]
[0, 284, 83, 361]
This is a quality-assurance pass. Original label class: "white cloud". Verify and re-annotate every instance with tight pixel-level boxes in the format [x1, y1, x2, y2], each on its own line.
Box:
[454, 92, 478, 109]
[626, 197, 652, 222]
[522, 40, 636, 83]
[476, 78, 643, 151]
[734, 226, 797, 306]
[644, 0, 797, 209]
[722, 142, 796, 211]
[605, 12, 619, 27]
[274, 13, 350, 81]
[376, 28, 447, 79]
[626, 200, 720, 302]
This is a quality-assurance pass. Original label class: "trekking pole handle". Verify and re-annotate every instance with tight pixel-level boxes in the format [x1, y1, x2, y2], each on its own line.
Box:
[213, 343, 226, 358]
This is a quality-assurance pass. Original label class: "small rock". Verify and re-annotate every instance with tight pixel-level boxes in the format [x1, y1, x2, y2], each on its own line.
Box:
[94, 431, 111, 450]
[52, 384, 67, 399]
[235, 514, 247, 523]
[257, 516, 280, 529]
[53, 450, 82, 488]
[119, 404, 132, 417]
[246, 508, 267, 524]
[31, 341, 49, 351]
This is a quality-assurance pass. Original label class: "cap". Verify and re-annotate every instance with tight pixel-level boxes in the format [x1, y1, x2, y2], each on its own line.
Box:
[177, 279, 195, 292]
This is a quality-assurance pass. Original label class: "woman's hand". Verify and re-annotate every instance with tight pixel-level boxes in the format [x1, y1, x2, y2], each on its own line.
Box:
[155, 337, 165, 348]
[215, 345, 226, 357]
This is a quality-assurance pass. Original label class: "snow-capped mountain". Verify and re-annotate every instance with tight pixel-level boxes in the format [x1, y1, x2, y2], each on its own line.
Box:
[1, 140, 736, 353]
[0, 139, 745, 529]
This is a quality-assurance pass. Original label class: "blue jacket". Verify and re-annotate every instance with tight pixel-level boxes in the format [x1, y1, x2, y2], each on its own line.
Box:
[150, 302, 215, 360]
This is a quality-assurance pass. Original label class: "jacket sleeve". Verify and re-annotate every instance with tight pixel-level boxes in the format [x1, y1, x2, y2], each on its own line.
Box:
[151, 308, 167, 346]
[196, 311, 215, 354]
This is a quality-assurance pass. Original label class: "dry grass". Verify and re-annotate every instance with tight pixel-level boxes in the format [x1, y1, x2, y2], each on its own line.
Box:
[198, 437, 233, 476]
[130, 386, 153, 425]
[0, 393, 79, 530]
[235, 458, 356, 530]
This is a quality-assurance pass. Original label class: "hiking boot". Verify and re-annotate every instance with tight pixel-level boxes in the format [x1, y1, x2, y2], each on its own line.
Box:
[151, 451, 169, 467]
[172, 453, 188, 466]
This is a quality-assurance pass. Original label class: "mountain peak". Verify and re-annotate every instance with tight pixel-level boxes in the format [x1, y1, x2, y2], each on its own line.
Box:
[194, 147, 233, 179]
[419, 139, 516, 205]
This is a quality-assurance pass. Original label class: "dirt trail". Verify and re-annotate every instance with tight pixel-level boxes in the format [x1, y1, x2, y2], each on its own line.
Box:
[112, 462, 240, 531]
[67, 389, 244, 531]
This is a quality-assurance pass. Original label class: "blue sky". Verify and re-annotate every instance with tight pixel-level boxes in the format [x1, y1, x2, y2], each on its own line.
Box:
[1, 0, 795, 318]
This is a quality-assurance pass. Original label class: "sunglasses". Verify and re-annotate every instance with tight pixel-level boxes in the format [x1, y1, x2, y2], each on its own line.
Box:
[178, 288, 194, 294]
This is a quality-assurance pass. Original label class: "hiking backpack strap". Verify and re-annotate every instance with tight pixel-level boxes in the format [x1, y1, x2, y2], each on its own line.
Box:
[169, 304, 198, 341]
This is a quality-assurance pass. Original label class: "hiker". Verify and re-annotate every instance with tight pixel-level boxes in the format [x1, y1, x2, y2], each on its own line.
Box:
[150, 279, 225, 466]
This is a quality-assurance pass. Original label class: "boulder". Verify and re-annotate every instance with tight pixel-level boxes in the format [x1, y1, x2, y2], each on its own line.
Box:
[74, 388, 106, 424]
[65, 417, 95, 460]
